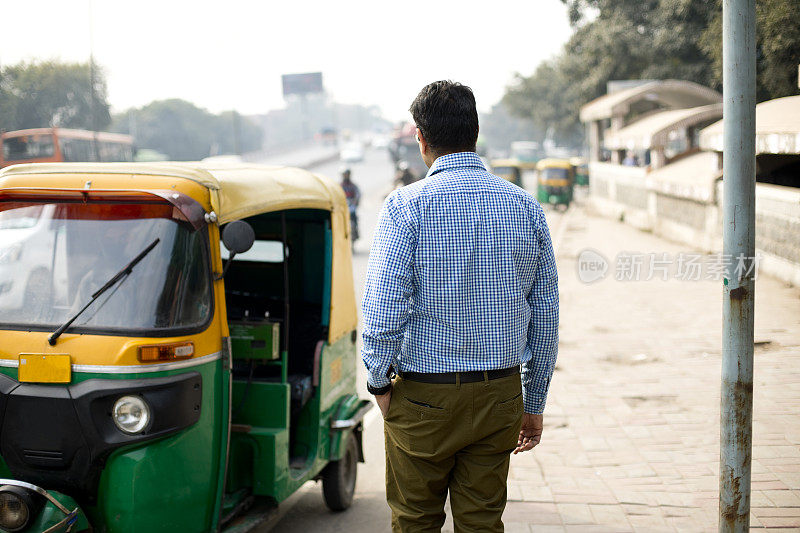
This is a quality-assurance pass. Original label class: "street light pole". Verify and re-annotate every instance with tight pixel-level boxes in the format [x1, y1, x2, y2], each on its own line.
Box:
[719, 0, 756, 531]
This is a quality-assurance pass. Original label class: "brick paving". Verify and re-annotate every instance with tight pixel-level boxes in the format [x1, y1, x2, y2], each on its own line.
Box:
[505, 202, 800, 532]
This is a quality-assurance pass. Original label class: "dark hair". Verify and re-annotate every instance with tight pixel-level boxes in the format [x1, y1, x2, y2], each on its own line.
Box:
[409, 80, 479, 155]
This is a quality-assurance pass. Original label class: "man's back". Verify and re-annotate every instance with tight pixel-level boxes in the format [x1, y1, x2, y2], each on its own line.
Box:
[367, 152, 554, 374]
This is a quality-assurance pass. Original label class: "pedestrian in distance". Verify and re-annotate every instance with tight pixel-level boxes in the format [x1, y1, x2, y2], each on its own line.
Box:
[361, 80, 559, 532]
[340, 167, 361, 242]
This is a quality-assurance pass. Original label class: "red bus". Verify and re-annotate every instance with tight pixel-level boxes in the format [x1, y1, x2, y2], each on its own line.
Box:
[0, 128, 135, 168]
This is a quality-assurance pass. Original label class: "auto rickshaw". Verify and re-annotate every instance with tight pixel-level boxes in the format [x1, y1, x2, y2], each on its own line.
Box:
[0, 161, 371, 532]
[570, 157, 589, 186]
[489, 159, 522, 187]
[536, 158, 575, 208]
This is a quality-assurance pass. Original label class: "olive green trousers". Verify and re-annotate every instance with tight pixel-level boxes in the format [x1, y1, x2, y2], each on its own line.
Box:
[383, 373, 523, 533]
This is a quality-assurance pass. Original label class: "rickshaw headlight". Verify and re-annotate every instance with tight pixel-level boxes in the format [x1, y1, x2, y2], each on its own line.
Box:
[0, 489, 30, 532]
[113, 396, 151, 434]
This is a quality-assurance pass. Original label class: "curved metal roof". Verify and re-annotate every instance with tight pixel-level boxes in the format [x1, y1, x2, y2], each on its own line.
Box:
[580, 80, 721, 122]
[603, 104, 723, 150]
[700, 95, 800, 154]
[0, 161, 347, 224]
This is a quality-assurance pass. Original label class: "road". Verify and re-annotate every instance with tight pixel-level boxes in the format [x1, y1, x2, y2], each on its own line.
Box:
[267, 146, 397, 532]
[267, 146, 568, 532]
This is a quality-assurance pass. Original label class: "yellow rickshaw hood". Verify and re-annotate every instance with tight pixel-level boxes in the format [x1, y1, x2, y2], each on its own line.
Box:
[0, 162, 348, 223]
[0, 162, 357, 346]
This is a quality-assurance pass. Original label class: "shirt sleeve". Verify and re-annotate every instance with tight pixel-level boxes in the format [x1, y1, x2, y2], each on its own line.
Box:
[360, 194, 415, 388]
[521, 207, 559, 414]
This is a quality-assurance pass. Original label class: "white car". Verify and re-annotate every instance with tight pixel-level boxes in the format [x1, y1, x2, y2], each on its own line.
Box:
[0, 204, 66, 312]
[372, 135, 390, 150]
[339, 142, 364, 163]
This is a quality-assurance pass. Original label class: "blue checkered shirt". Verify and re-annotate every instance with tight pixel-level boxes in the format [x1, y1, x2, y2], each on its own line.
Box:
[361, 152, 559, 414]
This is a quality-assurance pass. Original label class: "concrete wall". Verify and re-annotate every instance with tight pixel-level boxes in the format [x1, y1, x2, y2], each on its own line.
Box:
[587, 162, 800, 286]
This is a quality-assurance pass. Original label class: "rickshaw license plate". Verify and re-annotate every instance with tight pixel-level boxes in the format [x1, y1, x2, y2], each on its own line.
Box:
[18, 354, 72, 383]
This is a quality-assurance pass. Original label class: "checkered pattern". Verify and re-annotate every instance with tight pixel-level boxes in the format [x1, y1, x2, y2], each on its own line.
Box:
[361, 152, 559, 414]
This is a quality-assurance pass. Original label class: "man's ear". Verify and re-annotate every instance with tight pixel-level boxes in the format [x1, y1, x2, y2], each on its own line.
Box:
[416, 128, 429, 155]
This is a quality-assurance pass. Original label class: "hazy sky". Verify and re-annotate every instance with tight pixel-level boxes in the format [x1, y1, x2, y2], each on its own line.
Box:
[0, 0, 572, 121]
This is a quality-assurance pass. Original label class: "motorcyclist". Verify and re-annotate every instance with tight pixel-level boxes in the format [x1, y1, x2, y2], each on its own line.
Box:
[340, 167, 361, 242]
[394, 161, 416, 187]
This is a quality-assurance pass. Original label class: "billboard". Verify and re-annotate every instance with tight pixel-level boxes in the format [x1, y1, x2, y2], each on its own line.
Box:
[282, 72, 323, 97]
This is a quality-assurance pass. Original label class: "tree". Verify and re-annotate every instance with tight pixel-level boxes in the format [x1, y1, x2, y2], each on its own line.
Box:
[480, 102, 545, 154]
[0, 60, 110, 131]
[215, 111, 264, 155]
[699, 0, 800, 101]
[505, 0, 798, 148]
[504, 1, 718, 147]
[112, 99, 264, 161]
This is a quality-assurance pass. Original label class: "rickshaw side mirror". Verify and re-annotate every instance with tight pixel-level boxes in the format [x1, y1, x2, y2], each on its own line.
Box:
[217, 221, 255, 280]
[222, 221, 255, 254]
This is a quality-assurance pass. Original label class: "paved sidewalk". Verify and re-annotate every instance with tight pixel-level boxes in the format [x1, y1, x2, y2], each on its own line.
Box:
[505, 202, 800, 532]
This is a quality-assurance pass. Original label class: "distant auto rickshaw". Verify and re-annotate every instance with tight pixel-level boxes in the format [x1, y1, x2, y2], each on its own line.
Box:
[489, 159, 523, 187]
[570, 157, 589, 186]
[0, 161, 370, 532]
[536, 158, 575, 208]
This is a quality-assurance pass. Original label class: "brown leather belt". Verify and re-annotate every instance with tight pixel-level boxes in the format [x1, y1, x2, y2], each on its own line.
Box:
[400, 366, 519, 384]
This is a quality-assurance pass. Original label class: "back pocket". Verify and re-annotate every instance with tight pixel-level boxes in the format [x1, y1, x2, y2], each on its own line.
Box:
[495, 391, 522, 413]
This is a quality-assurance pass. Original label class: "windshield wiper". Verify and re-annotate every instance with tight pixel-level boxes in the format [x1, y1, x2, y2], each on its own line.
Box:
[48, 238, 160, 346]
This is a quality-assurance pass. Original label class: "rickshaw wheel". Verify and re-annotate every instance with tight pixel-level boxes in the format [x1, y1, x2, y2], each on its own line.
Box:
[322, 432, 358, 512]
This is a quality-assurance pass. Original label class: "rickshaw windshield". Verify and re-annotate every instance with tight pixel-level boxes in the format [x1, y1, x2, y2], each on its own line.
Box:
[0, 201, 212, 334]
[541, 168, 569, 180]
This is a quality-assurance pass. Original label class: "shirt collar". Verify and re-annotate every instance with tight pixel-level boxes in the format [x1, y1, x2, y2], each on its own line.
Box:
[426, 152, 486, 178]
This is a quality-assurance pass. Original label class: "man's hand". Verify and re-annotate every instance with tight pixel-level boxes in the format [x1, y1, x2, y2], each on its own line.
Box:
[375, 388, 392, 418]
[513, 414, 543, 454]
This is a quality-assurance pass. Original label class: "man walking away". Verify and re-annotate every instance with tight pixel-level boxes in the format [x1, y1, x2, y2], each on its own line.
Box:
[361, 80, 559, 532]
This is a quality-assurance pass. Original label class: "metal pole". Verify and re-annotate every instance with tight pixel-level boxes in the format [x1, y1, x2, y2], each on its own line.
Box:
[719, 0, 756, 531]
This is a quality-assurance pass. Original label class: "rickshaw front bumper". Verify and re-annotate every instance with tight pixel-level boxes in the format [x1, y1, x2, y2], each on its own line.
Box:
[0, 479, 90, 532]
[0, 372, 202, 500]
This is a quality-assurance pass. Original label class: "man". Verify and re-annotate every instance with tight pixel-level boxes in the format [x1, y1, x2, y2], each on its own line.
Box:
[361, 80, 559, 532]
[340, 167, 361, 241]
[394, 161, 416, 187]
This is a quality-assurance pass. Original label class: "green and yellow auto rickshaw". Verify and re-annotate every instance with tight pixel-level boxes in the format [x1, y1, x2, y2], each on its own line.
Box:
[489, 159, 523, 187]
[536, 158, 575, 209]
[0, 161, 371, 532]
[570, 157, 589, 187]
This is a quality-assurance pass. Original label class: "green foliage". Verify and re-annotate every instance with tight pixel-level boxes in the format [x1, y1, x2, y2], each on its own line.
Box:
[0, 60, 110, 131]
[112, 100, 263, 161]
[480, 102, 545, 153]
[505, 0, 798, 148]
[699, 0, 800, 101]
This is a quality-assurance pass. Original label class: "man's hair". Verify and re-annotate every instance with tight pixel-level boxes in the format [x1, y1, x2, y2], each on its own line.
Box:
[409, 80, 479, 155]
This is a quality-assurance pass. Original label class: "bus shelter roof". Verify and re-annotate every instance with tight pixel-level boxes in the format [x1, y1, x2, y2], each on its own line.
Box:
[603, 104, 723, 151]
[580, 80, 721, 123]
[700, 95, 800, 154]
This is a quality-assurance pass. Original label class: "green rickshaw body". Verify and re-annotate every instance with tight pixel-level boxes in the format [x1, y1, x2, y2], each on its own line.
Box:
[489, 159, 523, 187]
[570, 157, 589, 186]
[0, 162, 368, 533]
[536, 159, 575, 207]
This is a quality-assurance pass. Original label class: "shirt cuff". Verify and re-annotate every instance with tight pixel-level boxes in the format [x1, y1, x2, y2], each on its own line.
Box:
[523, 392, 547, 415]
[367, 368, 391, 389]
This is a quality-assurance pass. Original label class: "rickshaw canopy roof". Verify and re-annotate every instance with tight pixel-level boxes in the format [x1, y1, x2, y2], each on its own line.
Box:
[0, 162, 348, 224]
[536, 158, 573, 170]
[489, 159, 522, 169]
[0, 161, 357, 344]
